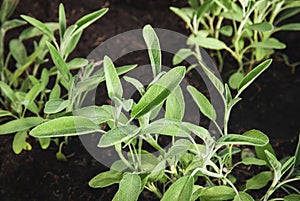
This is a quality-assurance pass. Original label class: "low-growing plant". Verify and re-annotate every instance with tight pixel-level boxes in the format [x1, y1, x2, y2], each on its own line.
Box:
[0, 2, 108, 158]
[171, 0, 300, 88]
[30, 25, 300, 200]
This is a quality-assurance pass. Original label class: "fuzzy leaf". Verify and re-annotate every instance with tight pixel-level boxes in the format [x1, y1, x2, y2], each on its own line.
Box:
[188, 35, 227, 50]
[117, 173, 142, 201]
[165, 87, 185, 121]
[44, 99, 69, 114]
[89, 171, 123, 188]
[173, 48, 194, 65]
[200, 186, 235, 201]
[246, 171, 272, 190]
[0, 117, 43, 135]
[247, 22, 274, 32]
[161, 176, 194, 201]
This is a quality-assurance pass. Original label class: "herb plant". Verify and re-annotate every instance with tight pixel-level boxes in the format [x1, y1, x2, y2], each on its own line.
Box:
[30, 25, 300, 200]
[171, 0, 300, 88]
[0, 2, 108, 158]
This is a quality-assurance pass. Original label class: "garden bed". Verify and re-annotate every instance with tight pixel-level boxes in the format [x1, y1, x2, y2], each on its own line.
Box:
[0, 0, 299, 200]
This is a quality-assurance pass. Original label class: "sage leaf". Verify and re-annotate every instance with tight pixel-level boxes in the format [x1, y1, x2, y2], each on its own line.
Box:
[165, 86, 185, 121]
[117, 173, 142, 201]
[131, 66, 186, 118]
[245, 171, 272, 190]
[200, 186, 235, 201]
[89, 171, 123, 188]
[161, 176, 194, 201]
[0, 117, 43, 135]
[30, 116, 99, 138]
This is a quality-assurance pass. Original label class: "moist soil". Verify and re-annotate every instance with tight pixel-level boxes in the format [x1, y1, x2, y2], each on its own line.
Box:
[0, 0, 300, 200]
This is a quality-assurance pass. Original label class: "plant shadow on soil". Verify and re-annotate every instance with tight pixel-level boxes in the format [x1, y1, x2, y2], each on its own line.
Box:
[0, 0, 300, 200]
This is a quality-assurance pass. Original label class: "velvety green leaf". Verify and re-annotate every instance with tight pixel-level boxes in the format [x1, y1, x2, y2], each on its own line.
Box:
[46, 42, 72, 84]
[247, 22, 274, 32]
[2, 19, 26, 32]
[20, 15, 56, 42]
[284, 194, 300, 201]
[229, 72, 244, 89]
[200, 186, 235, 201]
[40, 68, 49, 87]
[0, 81, 17, 102]
[161, 176, 194, 201]
[24, 83, 43, 109]
[123, 76, 145, 95]
[143, 24, 161, 77]
[170, 7, 191, 26]
[200, 65, 225, 95]
[9, 39, 27, 66]
[63, 31, 82, 56]
[72, 105, 114, 124]
[74, 8, 108, 35]
[281, 156, 295, 176]
[30, 116, 99, 138]
[182, 122, 212, 142]
[277, 8, 300, 24]
[295, 134, 300, 168]
[251, 38, 286, 49]
[219, 25, 233, 37]
[141, 119, 189, 137]
[89, 171, 123, 188]
[56, 152, 67, 161]
[67, 58, 88, 70]
[191, 185, 203, 201]
[49, 85, 61, 99]
[0, 117, 43, 135]
[104, 56, 123, 100]
[38, 137, 51, 149]
[165, 87, 185, 121]
[233, 191, 254, 201]
[255, 143, 276, 167]
[265, 150, 282, 184]
[0, 110, 14, 118]
[245, 171, 272, 190]
[12, 131, 31, 154]
[277, 23, 300, 31]
[131, 66, 186, 118]
[188, 35, 227, 50]
[173, 48, 194, 65]
[0, 0, 19, 22]
[187, 85, 216, 121]
[117, 173, 142, 201]
[59, 3, 66, 39]
[218, 129, 269, 146]
[44, 99, 69, 114]
[19, 22, 59, 41]
[98, 125, 139, 147]
[166, 139, 192, 159]
[238, 59, 272, 95]
[241, 157, 266, 166]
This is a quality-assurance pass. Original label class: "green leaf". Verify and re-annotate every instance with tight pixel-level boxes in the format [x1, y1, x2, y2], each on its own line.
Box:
[72, 105, 114, 124]
[24, 83, 43, 111]
[0, 117, 43, 135]
[29, 116, 99, 138]
[265, 150, 282, 184]
[98, 125, 139, 148]
[229, 72, 244, 90]
[182, 122, 213, 143]
[294, 134, 300, 168]
[188, 35, 227, 50]
[219, 25, 233, 37]
[62, 31, 82, 56]
[173, 48, 194, 65]
[161, 176, 194, 201]
[46, 42, 72, 84]
[74, 8, 108, 35]
[0, 81, 17, 102]
[241, 157, 266, 166]
[19, 22, 59, 41]
[200, 65, 225, 95]
[20, 15, 56, 42]
[187, 85, 216, 121]
[277, 23, 300, 31]
[123, 76, 145, 95]
[89, 171, 123, 188]
[2, 19, 26, 32]
[49, 85, 61, 99]
[40, 68, 49, 87]
[104, 56, 123, 100]
[9, 39, 27, 67]
[44, 99, 69, 114]
[58, 3, 66, 40]
[255, 143, 276, 167]
[166, 139, 192, 159]
[0, 109, 14, 118]
[251, 38, 286, 49]
[165, 87, 185, 121]
[284, 194, 300, 201]
[170, 7, 192, 26]
[218, 129, 269, 146]
[67, 58, 88, 70]
[247, 22, 274, 32]
[131, 66, 186, 118]
[200, 186, 235, 201]
[13, 131, 31, 154]
[245, 171, 272, 190]
[141, 119, 189, 137]
[233, 191, 254, 201]
[191, 185, 203, 201]
[117, 173, 142, 201]
[143, 24, 161, 77]
[281, 156, 295, 176]
[56, 152, 67, 161]
[0, 0, 19, 22]
[238, 59, 272, 95]
[38, 137, 51, 149]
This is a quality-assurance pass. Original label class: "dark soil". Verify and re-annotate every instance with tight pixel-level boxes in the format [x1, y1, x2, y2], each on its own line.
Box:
[0, 0, 300, 200]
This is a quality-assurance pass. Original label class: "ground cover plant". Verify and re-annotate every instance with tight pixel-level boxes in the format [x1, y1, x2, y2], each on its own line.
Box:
[0, 1, 108, 158]
[30, 25, 300, 201]
[171, 0, 300, 88]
